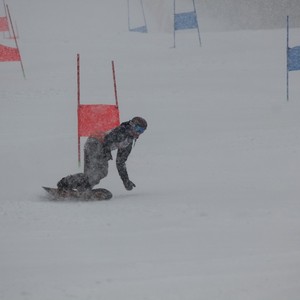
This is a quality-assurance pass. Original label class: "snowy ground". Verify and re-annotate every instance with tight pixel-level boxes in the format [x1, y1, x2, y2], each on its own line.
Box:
[1, 1, 300, 299]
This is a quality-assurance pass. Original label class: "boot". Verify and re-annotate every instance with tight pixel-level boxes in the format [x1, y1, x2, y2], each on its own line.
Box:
[57, 174, 91, 192]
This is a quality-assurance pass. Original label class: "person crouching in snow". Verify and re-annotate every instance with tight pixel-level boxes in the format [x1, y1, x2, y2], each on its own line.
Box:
[57, 116, 147, 192]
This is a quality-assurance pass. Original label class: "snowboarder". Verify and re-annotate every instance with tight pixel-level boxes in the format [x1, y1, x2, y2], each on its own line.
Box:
[57, 116, 147, 193]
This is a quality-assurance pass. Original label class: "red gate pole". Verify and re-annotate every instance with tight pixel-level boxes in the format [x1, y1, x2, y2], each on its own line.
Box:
[112, 61, 119, 108]
[77, 54, 81, 165]
[6, 4, 25, 78]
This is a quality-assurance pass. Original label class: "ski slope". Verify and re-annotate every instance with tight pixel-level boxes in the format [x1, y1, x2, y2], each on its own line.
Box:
[1, 0, 300, 299]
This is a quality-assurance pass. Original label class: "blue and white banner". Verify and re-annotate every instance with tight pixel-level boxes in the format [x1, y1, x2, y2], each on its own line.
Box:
[174, 11, 198, 31]
[127, 0, 147, 33]
[173, 0, 201, 47]
[287, 46, 300, 71]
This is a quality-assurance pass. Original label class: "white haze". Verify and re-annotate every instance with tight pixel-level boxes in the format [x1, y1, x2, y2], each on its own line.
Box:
[1, 0, 300, 299]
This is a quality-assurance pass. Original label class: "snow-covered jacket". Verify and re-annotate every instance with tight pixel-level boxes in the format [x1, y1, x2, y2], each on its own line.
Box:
[93, 121, 135, 183]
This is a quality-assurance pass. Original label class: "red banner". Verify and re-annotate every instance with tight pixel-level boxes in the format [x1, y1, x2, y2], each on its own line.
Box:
[0, 16, 9, 32]
[0, 44, 20, 61]
[78, 104, 120, 137]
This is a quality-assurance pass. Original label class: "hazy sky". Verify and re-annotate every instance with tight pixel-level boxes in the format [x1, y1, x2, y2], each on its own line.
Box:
[198, 0, 300, 31]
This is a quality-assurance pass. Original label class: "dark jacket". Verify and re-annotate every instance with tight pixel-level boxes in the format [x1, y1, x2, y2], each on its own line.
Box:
[103, 121, 135, 183]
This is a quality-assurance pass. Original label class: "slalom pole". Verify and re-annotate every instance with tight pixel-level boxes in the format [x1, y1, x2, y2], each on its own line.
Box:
[193, 0, 201, 46]
[112, 61, 119, 108]
[6, 4, 25, 78]
[287, 16, 289, 101]
[173, 0, 176, 48]
[140, 0, 148, 33]
[14, 21, 19, 39]
[77, 54, 81, 166]
[127, 0, 131, 31]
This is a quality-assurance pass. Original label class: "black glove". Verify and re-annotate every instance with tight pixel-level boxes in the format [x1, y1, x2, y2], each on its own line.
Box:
[123, 179, 136, 191]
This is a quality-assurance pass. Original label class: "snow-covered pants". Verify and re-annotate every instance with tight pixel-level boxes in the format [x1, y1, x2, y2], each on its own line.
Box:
[83, 137, 108, 187]
[58, 137, 108, 190]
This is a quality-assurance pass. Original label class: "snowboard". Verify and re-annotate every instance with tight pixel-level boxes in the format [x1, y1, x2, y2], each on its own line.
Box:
[43, 186, 112, 200]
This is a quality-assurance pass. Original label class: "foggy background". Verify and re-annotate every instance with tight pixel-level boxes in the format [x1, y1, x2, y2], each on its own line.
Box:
[199, 0, 300, 31]
[144, 0, 300, 32]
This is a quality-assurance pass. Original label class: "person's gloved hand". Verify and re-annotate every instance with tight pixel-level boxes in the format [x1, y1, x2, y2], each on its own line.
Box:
[105, 151, 113, 161]
[123, 179, 136, 191]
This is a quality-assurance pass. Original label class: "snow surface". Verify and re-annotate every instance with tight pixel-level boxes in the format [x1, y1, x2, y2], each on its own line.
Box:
[1, 0, 300, 299]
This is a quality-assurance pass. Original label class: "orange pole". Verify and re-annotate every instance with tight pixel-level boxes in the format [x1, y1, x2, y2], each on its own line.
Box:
[112, 61, 119, 108]
[77, 54, 81, 165]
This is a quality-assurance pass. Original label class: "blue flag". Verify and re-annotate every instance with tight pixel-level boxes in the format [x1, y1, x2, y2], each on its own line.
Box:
[174, 11, 198, 30]
[130, 25, 147, 33]
[288, 46, 300, 71]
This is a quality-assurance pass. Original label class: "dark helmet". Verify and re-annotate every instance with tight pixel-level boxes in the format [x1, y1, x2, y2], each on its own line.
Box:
[130, 116, 147, 130]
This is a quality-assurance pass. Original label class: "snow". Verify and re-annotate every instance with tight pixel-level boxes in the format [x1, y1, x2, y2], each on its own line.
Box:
[1, 0, 300, 299]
